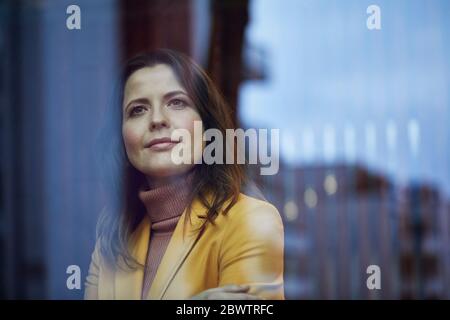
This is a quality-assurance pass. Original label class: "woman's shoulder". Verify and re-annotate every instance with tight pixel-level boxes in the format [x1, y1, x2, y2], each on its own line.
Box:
[212, 192, 284, 250]
[219, 192, 283, 229]
[234, 192, 278, 211]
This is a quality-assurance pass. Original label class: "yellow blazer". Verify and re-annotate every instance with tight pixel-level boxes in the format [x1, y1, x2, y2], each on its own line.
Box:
[84, 193, 284, 300]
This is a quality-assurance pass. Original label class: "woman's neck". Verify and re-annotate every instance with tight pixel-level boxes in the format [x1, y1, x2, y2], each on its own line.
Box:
[145, 168, 195, 189]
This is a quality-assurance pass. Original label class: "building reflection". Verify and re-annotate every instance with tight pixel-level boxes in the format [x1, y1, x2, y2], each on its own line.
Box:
[247, 162, 450, 299]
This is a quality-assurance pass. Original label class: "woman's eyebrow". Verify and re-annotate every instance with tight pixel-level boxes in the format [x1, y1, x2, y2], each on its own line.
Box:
[163, 90, 189, 100]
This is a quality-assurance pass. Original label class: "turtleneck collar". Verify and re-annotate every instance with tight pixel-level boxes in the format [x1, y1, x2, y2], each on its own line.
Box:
[138, 169, 195, 232]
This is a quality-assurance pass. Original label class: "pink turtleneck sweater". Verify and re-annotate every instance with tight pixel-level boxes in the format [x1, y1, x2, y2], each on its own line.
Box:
[138, 170, 195, 299]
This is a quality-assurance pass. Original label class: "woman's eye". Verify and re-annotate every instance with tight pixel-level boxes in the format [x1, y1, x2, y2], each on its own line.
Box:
[130, 105, 146, 116]
[168, 99, 187, 109]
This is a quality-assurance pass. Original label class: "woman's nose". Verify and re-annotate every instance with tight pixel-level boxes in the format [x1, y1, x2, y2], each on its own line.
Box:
[149, 107, 169, 131]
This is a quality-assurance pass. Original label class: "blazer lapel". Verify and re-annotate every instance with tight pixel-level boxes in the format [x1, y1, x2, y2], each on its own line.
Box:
[147, 196, 208, 299]
[114, 215, 151, 299]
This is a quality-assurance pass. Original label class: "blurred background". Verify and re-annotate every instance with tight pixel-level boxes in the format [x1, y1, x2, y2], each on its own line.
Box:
[1, 0, 449, 299]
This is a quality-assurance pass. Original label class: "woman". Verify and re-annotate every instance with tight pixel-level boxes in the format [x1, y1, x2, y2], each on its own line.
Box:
[85, 49, 284, 300]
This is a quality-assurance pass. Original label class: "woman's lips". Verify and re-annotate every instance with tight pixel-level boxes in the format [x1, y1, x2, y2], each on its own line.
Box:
[147, 141, 179, 151]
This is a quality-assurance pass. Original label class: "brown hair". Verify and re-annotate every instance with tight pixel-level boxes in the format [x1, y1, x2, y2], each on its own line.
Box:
[95, 49, 247, 269]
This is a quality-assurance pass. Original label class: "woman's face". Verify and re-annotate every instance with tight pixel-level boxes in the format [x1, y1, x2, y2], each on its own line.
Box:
[122, 64, 203, 186]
